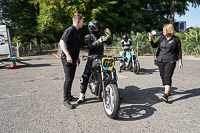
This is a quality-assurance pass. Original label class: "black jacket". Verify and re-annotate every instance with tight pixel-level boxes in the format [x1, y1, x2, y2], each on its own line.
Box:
[84, 34, 112, 56]
[150, 35, 182, 62]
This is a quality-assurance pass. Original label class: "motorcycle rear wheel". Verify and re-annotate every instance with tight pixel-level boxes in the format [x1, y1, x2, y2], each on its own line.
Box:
[103, 84, 120, 119]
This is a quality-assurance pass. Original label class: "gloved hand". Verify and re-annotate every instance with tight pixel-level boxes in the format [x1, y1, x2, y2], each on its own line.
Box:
[99, 36, 108, 42]
[124, 46, 129, 50]
[104, 28, 111, 39]
[94, 36, 107, 46]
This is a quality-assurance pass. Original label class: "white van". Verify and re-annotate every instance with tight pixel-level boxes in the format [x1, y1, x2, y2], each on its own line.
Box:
[0, 25, 12, 60]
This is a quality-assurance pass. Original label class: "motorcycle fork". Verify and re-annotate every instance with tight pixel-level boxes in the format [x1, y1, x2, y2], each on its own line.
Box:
[131, 57, 134, 67]
[99, 65, 107, 99]
[101, 69, 115, 99]
[97, 84, 102, 99]
[123, 53, 126, 66]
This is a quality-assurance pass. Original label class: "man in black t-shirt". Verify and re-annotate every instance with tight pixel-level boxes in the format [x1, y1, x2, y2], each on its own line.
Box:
[60, 13, 84, 109]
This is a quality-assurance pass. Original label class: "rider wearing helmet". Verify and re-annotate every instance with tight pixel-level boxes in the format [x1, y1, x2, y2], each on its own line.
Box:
[77, 20, 112, 103]
[121, 34, 132, 53]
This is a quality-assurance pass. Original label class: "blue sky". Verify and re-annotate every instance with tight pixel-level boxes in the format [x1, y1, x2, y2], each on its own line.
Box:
[175, 4, 200, 28]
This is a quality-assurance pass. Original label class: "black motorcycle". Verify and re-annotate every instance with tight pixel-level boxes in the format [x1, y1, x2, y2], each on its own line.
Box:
[82, 55, 120, 119]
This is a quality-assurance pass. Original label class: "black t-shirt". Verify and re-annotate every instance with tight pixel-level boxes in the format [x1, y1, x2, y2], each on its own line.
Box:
[60, 25, 80, 62]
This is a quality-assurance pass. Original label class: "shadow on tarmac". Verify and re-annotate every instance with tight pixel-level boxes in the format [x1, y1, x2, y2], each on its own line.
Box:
[117, 86, 177, 121]
[17, 63, 52, 68]
[18, 60, 52, 68]
[117, 86, 200, 121]
[117, 68, 158, 75]
[71, 85, 200, 121]
[168, 88, 200, 104]
[0, 60, 51, 69]
[138, 68, 159, 75]
[82, 97, 102, 105]
[73, 97, 102, 109]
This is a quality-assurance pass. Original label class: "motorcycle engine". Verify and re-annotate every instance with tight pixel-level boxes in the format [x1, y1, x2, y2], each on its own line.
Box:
[125, 61, 129, 67]
[89, 81, 98, 95]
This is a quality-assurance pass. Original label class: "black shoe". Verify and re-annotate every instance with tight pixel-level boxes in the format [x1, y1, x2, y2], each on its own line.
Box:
[160, 94, 168, 102]
[68, 96, 78, 102]
[63, 100, 75, 109]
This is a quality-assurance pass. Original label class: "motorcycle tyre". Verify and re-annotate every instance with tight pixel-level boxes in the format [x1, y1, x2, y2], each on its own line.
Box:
[103, 84, 120, 119]
[133, 61, 140, 74]
[119, 66, 122, 72]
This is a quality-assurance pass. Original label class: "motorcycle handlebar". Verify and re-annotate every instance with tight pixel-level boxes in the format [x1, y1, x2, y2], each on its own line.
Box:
[82, 55, 123, 61]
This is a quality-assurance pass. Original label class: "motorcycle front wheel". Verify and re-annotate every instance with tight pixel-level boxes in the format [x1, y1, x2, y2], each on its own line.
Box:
[103, 84, 120, 119]
[133, 61, 140, 74]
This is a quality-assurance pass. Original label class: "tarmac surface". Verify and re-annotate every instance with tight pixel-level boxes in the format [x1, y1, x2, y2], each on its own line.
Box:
[1, 50, 200, 133]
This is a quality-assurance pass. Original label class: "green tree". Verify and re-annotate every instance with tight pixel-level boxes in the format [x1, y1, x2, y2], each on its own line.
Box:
[1, 0, 200, 54]
[134, 1, 170, 32]
[31, 0, 119, 47]
[170, 0, 200, 24]
[0, 0, 43, 53]
[111, 0, 142, 33]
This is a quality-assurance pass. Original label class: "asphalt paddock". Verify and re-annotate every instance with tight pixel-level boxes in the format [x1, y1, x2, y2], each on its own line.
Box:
[1, 51, 200, 133]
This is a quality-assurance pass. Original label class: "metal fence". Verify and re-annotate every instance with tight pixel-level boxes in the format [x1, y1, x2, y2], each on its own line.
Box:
[12, 42, 19, 58]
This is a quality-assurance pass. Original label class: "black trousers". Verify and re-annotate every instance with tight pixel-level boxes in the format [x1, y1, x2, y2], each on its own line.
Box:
[61, 59, 77, 101]
[157, 61, 176, 86]
[80, 59, 93, 94]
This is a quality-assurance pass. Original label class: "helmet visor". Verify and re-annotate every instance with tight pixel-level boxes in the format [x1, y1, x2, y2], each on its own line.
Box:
[92, 27, 99, 32]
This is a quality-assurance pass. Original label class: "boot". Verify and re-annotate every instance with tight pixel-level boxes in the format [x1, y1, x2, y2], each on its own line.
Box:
[77, 93, 85, 104]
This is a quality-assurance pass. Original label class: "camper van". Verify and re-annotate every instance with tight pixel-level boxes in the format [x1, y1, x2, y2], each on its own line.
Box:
[0, 25, 12, 59]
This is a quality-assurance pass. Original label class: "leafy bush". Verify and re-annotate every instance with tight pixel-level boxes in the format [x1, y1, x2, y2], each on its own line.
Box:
[179, 28, 200, 56]
[112, 28, 200, 56]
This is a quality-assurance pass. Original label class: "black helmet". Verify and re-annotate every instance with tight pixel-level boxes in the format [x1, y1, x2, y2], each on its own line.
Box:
[88, 20, 100, 36]
[123, 34, 128, 40]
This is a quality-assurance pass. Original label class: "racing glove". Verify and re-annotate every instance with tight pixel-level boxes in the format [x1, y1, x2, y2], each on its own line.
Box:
[93, 36, 107, 46]
[104, 28, 111, 39]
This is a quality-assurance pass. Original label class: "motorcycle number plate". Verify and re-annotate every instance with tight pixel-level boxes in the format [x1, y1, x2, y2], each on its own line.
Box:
[132, 51, 136, 55]
[102, 57, 114, 70]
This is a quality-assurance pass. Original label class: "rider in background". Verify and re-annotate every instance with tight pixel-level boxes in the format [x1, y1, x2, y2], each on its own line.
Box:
[121, 34, 132, 56]
[120, 34, 133, 68]
[77, 20, 112, 104]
